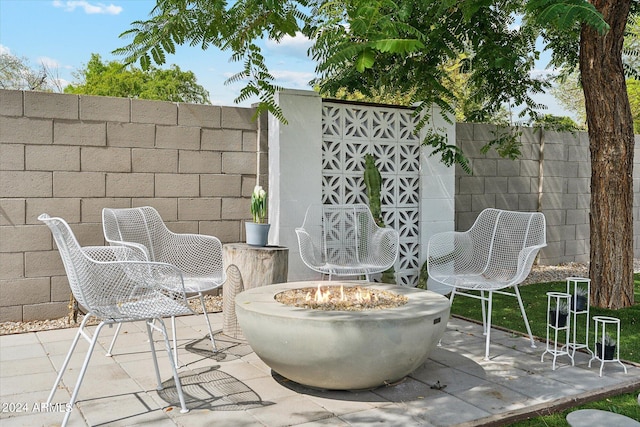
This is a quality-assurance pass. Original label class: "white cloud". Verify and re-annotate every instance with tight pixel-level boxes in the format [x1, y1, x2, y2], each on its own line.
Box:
[0, 45, 11, 55]
[272, 69, 315, 89]
[265, 32, 313, 57]
[219, 69, 314, 90]
[222, 71, 240, 80]
[530, 68, 560, 79]
[37, 56, 60, 69]
[52, 1, 122, 15]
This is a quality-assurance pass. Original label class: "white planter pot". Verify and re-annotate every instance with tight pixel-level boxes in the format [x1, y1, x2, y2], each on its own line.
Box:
[245, 222, 270, 246]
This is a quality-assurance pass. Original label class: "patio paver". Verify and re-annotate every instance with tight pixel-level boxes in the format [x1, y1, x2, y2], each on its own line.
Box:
[0, 315, 638, 427]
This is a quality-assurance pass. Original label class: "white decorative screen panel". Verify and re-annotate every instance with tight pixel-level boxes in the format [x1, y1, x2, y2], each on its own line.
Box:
[321, 101, 421, 286]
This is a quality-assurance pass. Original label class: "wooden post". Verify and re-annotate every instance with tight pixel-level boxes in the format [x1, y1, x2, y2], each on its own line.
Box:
[222, 243, 288, 338]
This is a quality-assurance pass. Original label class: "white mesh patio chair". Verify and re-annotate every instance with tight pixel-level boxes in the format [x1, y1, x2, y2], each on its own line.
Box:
[102, 206, 226, 365]
[39, 214, 191, 427]
[295, 204, 400, 280]
[427, 208, 546, 360]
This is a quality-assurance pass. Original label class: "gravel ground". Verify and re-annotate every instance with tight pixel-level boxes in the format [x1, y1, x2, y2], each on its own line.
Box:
[2, 261, 638, 336]
[0, 296, 224, 336]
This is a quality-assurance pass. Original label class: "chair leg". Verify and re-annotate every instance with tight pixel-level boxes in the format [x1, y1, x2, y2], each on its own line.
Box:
[171, 316, 179, 368]
[48, 316, 107, 427]
[147, 318, 189, 414]
[47, 315, 89, 406]
[513, 285, 536, 348]
[480, 290, 488, 335]
[105, 322, 123, 357]
[146, 320, 164, 389]
[448, 288, 457, 305]
[198, 293, 217, 352]
[483, 292, 494, 360]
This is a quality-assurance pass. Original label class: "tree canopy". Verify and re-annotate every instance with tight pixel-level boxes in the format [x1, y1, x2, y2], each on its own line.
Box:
[551, 14, 640, 130]
[553, 70, 640, 131]
[116, 0, 636, 309]
[64, 53, 210, 104]
[115, 0, 606, 164]
[0, 52, 59, 92]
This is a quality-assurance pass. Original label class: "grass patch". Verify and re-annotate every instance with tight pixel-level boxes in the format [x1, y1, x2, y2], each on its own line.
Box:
[449, 274, 640, 425]
[513, 391, 640, 426]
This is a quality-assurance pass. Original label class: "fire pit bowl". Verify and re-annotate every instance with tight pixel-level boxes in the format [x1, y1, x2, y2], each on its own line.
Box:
[235, 281, 450, 390]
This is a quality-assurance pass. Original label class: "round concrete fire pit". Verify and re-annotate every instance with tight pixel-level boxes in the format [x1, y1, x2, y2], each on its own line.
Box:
[235, 281, 450, 390]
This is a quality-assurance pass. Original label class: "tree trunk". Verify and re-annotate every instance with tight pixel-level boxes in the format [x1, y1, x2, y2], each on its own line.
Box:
[580, 0, 635, 309]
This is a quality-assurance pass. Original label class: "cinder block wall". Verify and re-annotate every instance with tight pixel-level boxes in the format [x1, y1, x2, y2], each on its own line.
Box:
[455, 122, 640, 265]
[2, 89, 639, 322]
[0, 89, 267, 322]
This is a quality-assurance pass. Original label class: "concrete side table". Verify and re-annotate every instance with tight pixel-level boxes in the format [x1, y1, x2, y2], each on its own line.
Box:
[222, 243, 288, 339]
[567, 409, 640, 427]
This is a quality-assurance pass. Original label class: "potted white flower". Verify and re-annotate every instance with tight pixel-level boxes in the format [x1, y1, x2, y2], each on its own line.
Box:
[549, 301, 569, 328]
[571, 287, 588, 312]
[245, 185, 270, 246]
[596, 333, 617, 360]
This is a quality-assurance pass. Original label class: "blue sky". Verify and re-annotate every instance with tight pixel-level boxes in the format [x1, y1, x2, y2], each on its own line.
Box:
[0, 0, 570, 118]
[0, 0, 316, 106]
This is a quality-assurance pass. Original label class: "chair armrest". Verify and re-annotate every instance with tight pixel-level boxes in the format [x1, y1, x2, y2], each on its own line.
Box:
[427, 231, 475, 273]
[123, 261, 188, 294]
[158, 232, 224, 277]
[427, 231, 478, 284]
[85, 244, 147, 262]
[107, 240, 151, 261]
[82, 246, 186, 293]
[102, 261, 188, 301]
[295, 227, 323, 267]
[368, 227, 400, 263]
[512, 243, 547, 285]
[77, 247, 191, 318]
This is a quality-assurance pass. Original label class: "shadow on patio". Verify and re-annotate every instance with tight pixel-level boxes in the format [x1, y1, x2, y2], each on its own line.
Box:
[1, 314, 638, 427]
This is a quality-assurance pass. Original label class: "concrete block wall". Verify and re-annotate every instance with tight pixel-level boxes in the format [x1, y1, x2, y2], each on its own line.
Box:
[0, 89, 266, 322]
[2, 88, 638, 321]
[456, 122, 640, 265]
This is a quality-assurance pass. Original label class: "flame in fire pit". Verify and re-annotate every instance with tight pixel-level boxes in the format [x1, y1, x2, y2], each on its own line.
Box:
[305, 284, 379, 305]
[276, 284, 406, 311]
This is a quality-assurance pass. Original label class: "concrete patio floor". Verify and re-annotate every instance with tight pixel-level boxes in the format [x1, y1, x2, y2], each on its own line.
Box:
[1, 313, 638, 427]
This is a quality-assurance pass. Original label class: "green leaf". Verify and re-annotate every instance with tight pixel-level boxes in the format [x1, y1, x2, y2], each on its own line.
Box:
[355, 48, 376, 72]
[371, 38, 424, 53]
[526, 0, 609, 35]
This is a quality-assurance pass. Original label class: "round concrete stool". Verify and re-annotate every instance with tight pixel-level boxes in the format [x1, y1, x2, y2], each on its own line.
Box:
[567, 409, 640, 427]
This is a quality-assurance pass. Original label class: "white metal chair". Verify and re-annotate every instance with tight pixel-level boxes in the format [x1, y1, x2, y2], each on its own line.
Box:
[39, 214, 190, 427]
[295, 204, 400, 280]
[427, 208, 547, 360]
[102, 206, 226, 365]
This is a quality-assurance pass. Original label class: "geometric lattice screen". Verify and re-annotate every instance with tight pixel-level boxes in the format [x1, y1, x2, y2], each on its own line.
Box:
[321, 101, 421, 286]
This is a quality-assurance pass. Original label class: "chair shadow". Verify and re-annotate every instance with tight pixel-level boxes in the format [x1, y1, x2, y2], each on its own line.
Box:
[184, 332, 254, 362]
[158, 365, 274, 411]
